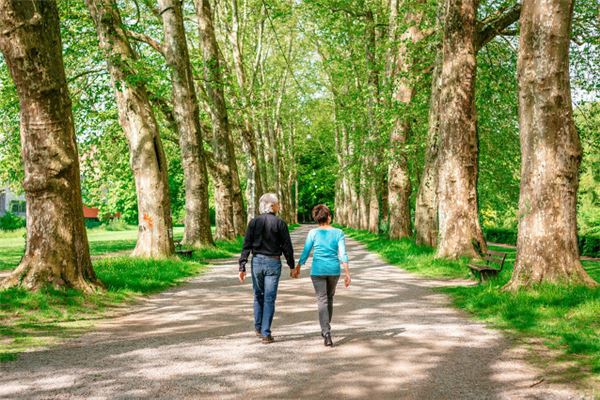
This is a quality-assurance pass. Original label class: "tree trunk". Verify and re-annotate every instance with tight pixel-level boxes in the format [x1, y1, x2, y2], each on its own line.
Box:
[158, 0, 214, 247]
[229, 0, 263, 221]
[435, 0, 486, 259]
[504, 0, 597, 289]
[368, 180, 379, 233]
[87, 0, 174, 258]
[364, 9, 380, 233]
[0, 0, 100, 291]
[194, 0, 245, 239]
[387, 7, 427, 239]
[415, 8, 444, 247]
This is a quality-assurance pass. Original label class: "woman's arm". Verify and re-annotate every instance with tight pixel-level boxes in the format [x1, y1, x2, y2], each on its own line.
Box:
[339, 232, 351, 287]
[298, 230, 315, 266]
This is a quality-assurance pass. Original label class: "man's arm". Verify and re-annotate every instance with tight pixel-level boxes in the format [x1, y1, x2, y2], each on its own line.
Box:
[239, 218, 255, 272]
[280, 220, 295, 269]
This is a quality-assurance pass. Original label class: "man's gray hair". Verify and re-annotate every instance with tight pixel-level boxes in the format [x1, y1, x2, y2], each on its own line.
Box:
[259, 193, 279, 214]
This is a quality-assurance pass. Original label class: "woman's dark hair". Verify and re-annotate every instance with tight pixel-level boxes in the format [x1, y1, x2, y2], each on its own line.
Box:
[312, 204, 331, 224]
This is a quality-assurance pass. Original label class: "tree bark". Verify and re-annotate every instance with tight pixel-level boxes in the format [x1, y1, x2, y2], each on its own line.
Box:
[0, 0, 100, 291]
[158, 0, 214, 247]
[414, 48, 442, 247]
[504, 0, 597, 289]
[194, 0, 246, 239]
[415, 4, 444, 247]
[387, 6, 426, 240]
[435, 0, 486, 259]
[365, 9, 381, 233]
[229, 0, 263, 221]
[87, 0, 174, 257]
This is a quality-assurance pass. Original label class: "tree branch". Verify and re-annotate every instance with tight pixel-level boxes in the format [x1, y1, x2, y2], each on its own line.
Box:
[126, 30, 164, 57]
[475, 2, 521, 50]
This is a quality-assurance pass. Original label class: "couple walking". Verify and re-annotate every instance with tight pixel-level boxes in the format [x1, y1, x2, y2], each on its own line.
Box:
[238, 193, 351, 347]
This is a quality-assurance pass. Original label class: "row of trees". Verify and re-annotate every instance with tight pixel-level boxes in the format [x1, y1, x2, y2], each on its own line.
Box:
[0, 0, 303, 290]
[310, 0, 597, 288]
[0, 0, 597, 291]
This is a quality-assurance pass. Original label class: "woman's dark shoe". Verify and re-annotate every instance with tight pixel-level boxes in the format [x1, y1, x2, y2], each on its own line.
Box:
[255, 330, 262, 337]
[261, 335, 275, 344]
[324, 333, 333, 347]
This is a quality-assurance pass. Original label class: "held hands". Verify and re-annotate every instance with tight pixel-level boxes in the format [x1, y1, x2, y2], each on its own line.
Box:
[239, 271, 246, 283]
[290, 264, 301, 278]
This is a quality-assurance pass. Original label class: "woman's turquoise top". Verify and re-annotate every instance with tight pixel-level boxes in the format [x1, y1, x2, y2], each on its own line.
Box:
[298, 227, 349, 276]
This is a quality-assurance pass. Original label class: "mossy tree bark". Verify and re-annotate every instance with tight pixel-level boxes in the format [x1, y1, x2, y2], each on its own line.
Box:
[87, 0, 175, 258]
[0, 0, 101, 291]
[504, 0, 597, 289]
[158, 0, 214, 247]
[195, 0, 246, 239]
[435, 0, 486, 259]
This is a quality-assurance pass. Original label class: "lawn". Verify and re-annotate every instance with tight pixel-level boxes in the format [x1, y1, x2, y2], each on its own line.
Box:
[342, 227, 600, 377]
[0, 226, 185, 271]
[0, 232, 244, 362]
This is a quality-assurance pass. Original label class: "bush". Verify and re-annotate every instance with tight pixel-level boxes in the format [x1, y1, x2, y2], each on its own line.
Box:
[0, 212, 25, 231]
[483, 227, 518, 245]
[485, 227, 600, 258]
[579, 235, 600, 258]
[84, 219, 102, 229]
[103, 218, 129, 231]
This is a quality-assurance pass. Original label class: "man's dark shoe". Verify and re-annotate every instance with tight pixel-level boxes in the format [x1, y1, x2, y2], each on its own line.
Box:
[324, 333, 333, 347]
[261, 335, 275, 344]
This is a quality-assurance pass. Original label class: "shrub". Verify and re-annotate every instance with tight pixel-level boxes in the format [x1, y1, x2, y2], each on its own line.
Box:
[103, 218, 129, 231]
[0, 212, 25, 231]
[84, 219, 102, 229]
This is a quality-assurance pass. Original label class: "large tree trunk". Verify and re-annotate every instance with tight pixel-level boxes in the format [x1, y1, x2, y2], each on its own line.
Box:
[0, 0, 100, 291]
[364, 9, 381, 233]
[194, 0, 245, 239]
[435, 0, 486, 259]
[415, 17, 443, 247]
[504, 0, 597, 289]
[229, 0, 263, 221]
[387, 7, 426, 239]
[87, 0, 174, 258]
[159, 0, 213, 247]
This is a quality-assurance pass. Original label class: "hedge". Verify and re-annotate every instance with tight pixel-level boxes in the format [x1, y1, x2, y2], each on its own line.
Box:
[484, 227, 600, 258]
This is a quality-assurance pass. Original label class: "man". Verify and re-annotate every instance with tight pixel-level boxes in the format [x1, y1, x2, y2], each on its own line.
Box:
[239, 193, 295, 344]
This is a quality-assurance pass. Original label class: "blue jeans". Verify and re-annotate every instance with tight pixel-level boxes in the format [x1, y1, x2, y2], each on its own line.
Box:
[251, 255, 282, 337]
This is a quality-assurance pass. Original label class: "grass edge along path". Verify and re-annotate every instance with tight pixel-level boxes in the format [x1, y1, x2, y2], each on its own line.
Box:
[0, 223, 300, 362]
[0, 236, 246, 363]
[342, 226, 600, 385]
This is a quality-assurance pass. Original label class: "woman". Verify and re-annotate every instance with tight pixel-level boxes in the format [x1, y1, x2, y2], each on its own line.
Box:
[295, 204, 351, 347]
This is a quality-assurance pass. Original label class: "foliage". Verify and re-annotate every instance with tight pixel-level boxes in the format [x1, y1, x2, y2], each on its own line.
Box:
[0, 212, 25, 231]
[345, 226, 600, 375]
[102, 218, 130, 231]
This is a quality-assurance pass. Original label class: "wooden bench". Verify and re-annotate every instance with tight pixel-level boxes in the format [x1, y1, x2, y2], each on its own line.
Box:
[468, 250, 507, 283]
[174, 241, 193, 259]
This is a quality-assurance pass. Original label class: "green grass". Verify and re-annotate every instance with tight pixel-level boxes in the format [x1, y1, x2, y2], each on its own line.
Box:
[344, 227, 600, 377]
[0, 234, 244, 362]
[342, 227, 471, 279]
[0, 226, 185, 271]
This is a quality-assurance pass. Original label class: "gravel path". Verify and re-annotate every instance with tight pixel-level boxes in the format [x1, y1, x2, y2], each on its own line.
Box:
[0, 225, 589, 399]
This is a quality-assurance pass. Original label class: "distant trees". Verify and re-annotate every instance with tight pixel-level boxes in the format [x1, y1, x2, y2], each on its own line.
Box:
[0, 0, 100, 291]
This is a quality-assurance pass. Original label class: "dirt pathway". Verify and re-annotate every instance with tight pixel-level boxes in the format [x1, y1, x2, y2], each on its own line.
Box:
[0, 225, 588, 399]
